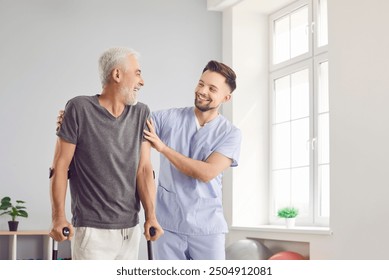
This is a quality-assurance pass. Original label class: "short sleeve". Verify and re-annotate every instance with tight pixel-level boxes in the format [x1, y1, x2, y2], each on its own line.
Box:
[142, 106, 151, 141]
[215, 128, 242, 167]
[56, 100, 79, 144]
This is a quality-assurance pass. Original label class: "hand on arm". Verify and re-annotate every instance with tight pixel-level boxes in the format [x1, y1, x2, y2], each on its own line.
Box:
[144, 119, 232, 182]
[49, 138, 75, 242]
[136, 141, 164, 241]
[56, 110, 65, 132]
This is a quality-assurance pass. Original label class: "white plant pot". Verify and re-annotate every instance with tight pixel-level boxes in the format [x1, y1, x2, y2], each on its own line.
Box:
[285, 218, 296, 228]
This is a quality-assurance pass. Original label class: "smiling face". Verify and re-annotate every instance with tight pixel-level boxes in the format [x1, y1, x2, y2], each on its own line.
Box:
[118, 55, 144, 105]
[194, 70, 231, 112]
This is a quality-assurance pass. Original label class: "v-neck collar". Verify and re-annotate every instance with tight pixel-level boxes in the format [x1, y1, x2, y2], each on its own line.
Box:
[193, 108, 220, 130]
[93, 94, 129, 121]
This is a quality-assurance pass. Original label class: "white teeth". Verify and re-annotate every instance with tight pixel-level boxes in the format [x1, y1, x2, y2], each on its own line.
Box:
[197, 94, 208, 101]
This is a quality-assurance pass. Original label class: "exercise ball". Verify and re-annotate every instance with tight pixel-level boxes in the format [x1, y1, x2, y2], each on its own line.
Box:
[268, 251, 305, 260]
[226, 239, 272, 260]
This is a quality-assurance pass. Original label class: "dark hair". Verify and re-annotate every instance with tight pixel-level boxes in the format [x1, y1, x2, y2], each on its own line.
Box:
[202, 60, 237, 93]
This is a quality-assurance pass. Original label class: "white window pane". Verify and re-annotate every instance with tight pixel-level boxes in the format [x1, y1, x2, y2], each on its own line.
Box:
[291, 167, 310, 216]
[291, 69, 309, 119]
[318, 113, 330, 164]
[318, 0, 328, 47]
[318, 61, 329, 113]
[269, 0, 330, 227]
[273, 169, 291, 210]
[274, 15, 290, 64]
[291, 6, 309, 58]
[291, 118, 310, 167]
[319, 164, 330, 217]
[274, 75, 291, 123]
[273, 123, 290, 169]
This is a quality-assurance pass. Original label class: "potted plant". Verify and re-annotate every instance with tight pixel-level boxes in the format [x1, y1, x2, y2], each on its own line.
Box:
[0, 196, 28, 231]
[277, 207, 299, 228]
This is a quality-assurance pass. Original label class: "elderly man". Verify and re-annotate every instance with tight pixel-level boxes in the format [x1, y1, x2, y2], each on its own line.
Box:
[49, 47, 163, 260]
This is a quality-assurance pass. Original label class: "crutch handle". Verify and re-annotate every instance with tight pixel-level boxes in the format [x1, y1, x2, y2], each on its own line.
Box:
[52, 227, 71, 260]
[149, 227, 156, 237]
[147, 227, 156, 260]
[62, 227, 70, 237]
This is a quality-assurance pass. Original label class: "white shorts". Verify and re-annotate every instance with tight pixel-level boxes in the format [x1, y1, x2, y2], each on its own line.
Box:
[154, 230, 225, 260]
[71, 225, 141, 260]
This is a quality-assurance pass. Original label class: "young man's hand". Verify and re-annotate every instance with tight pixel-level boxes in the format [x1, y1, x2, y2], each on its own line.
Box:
[144, 119, 167, 153]
[56, 110, 65, 131]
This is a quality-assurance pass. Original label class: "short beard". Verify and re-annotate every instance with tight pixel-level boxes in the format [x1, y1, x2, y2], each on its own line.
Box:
[194, 99, 218, 112]
[120, 86, 138, 106]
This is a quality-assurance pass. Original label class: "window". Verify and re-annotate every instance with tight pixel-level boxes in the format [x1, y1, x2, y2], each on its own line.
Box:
[269, 0, 328, 226]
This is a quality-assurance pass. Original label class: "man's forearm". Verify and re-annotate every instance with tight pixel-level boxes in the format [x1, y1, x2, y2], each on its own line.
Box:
[50, 138, 76, 221]
[50, 169, 69, 221]
[159, 145, 215, 182]
[144, 119, 231, 182]
[136, 166, 157, 220]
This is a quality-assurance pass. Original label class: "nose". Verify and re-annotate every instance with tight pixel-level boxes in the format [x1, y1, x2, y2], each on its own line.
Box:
[139, 76, 145, 87]
[197, 88, 208, 96]
[197, 86, 207, 95]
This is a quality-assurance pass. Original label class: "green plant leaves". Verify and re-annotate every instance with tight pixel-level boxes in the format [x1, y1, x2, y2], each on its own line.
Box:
[277, 207, 299, 218]
[0, 196, 28, 221]
[0, 197, 11, 209]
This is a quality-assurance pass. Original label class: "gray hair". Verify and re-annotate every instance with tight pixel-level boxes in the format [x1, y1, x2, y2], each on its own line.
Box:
[98, 47, 140, 87]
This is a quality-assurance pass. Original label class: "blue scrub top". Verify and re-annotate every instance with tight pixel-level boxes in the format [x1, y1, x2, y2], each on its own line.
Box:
[152, 107, 241, 235]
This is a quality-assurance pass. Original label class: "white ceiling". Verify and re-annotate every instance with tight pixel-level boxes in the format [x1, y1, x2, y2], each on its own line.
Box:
[208, 0, 295, 14]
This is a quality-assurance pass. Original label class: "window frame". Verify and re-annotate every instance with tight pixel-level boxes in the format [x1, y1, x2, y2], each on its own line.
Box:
[314, 0, 328, 55]
[268, 0, 329, 227]
[269, 59, 314, 226]
[269, 0, 313, 72]
[313, 52, 329, 226]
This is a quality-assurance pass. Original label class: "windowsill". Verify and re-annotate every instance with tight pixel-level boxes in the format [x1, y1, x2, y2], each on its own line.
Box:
[231, 225, 333, 236]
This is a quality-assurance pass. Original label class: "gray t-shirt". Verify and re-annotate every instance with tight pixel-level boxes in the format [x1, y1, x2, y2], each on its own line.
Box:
[57, 95, 150, 229]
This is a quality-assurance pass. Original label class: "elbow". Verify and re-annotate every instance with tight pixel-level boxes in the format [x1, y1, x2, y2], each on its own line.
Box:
[196, 171, 217, 183]
[190, 164, 220, 183]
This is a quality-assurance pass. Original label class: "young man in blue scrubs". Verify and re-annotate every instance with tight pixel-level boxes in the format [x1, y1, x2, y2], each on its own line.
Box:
[144, 61, 241, 260]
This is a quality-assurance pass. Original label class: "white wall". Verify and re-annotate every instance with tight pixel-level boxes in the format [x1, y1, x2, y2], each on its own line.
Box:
[221, 0, 389, 259]
[0, 0, 221, 259]
[327, 0, 389, 259]
[226, 4, 270, 227]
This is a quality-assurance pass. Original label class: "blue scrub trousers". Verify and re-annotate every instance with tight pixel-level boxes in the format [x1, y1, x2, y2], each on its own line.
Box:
[154, 230, 225, 260]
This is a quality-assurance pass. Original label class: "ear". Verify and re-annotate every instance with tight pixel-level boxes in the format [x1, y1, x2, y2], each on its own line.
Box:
[112, 68, 121, 83]
[224, 93, 232, 103]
